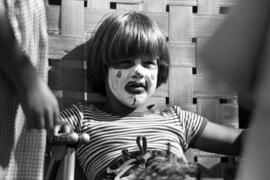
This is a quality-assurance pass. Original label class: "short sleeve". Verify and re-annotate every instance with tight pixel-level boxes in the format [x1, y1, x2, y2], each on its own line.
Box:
[173, 105, 208, 150]
[59, 103, 84, 133]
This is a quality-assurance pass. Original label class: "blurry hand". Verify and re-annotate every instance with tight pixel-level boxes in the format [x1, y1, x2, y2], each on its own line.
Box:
[0, 2, 60, 131]
[19, 78, 60, 130]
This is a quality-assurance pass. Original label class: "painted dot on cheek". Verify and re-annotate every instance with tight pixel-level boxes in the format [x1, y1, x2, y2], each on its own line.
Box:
[116, 71, 122, 78]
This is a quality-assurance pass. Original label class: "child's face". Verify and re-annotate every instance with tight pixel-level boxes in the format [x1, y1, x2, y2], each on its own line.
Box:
[108, 56, 158, 108]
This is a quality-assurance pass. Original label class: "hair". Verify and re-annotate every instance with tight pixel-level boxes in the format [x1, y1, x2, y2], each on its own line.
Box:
[87, 11, 170, 95]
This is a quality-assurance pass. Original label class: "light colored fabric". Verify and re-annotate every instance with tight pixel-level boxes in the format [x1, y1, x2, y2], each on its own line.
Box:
[60, 103, 207, 180]
[0, 0, 48, 179]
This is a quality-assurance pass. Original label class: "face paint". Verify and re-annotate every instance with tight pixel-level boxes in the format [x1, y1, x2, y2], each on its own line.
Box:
[116, 71, 122, 78]
[108, 58, 158, 108]
[132, 96, 137, 106]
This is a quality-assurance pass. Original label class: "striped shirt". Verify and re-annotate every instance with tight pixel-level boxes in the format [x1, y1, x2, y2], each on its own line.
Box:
[60, 103, 207, 180]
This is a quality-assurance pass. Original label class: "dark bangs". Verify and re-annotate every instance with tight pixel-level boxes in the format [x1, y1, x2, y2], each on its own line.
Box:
[104, 13, 167, 66]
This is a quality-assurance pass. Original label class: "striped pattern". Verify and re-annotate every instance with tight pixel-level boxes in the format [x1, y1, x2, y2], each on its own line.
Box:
[60, 103, 207, 180]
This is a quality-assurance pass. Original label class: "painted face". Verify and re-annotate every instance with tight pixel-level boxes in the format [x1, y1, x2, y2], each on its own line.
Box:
[108, 57, 158, 108]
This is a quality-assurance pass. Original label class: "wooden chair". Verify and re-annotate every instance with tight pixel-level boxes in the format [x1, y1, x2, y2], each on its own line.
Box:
[45, 0, 240, 179]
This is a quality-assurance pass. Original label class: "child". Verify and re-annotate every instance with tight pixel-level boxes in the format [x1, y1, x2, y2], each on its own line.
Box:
[57, 11, 243, 180]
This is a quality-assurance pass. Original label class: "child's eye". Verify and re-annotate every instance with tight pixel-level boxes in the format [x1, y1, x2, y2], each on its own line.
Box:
[115, 60, 133, 69]
[143, 60, 158, 69]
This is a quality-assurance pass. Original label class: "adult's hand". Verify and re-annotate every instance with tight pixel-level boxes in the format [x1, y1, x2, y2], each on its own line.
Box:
[0, 2, 60, 130]
[19, 76, 60, 130]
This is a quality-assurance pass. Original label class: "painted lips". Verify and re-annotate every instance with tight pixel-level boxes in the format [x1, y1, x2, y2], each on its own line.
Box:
[125, 81, 147, 94]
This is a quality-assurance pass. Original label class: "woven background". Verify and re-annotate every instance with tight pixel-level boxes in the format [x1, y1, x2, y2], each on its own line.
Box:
[46, 0, 239, 179]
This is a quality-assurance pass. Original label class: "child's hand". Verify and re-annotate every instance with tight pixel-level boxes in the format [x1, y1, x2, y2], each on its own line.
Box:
[52, 123, 90, 147]
[49, 123, 71, 160]
[49, 123, 90, 160]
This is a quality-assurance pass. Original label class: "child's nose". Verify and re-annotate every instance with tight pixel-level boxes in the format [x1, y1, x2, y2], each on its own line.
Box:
[132, 65, 144, 79]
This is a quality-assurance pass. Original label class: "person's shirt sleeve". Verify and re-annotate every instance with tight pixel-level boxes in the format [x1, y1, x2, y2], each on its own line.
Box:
[173, 105, 208, 150]
[59, 103, 84, 133]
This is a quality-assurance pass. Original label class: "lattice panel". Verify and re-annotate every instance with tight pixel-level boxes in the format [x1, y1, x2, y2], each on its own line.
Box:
[47, 0, 239, 178]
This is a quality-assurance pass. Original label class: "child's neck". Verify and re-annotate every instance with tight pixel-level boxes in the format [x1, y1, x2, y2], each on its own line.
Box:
[101, 98, 152, 117]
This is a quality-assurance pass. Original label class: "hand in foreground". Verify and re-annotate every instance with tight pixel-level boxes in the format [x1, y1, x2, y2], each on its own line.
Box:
[49, 123, 90, 160]
[19, 78, 60, 130]
[0, 1, 59, 130]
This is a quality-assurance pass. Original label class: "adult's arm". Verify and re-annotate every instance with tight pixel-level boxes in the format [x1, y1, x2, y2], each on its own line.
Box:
[0, 1, 59, 130]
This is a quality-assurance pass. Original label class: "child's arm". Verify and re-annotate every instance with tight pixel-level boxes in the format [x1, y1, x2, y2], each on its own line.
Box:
[0, 2, 59, 130]
[192, 121, 244, 156]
